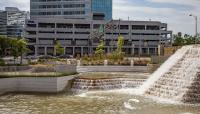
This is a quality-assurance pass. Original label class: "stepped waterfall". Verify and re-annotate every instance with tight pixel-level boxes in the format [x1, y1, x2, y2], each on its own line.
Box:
[139, 45, 200, 103]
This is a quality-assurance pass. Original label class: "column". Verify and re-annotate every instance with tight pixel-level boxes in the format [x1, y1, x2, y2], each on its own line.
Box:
[64, 47, 66, 55]
[73, 47, 75, 56]
[155, 48, 158, 55]
[81, 47, 83, 56]
[45, 47, 47, 56]
[107, 47, 110, 54]
[34, 46, 38, 57]
[147, 48, 150, 55]
[54, 46, 56, 56]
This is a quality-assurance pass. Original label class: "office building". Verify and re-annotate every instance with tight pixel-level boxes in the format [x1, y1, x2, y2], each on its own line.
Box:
[30, 0, 92, 19]
[30, 0, 112, 21]
[0, 7, 29, 38]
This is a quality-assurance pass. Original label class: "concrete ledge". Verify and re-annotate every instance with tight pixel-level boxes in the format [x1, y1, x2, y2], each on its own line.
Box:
[0, 75, 76, 95]
[77, 66, 150, 73]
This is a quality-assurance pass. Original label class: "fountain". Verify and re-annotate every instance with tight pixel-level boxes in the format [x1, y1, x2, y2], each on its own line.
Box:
[71, 77, 145, 93]
[139, 45, 200, 104]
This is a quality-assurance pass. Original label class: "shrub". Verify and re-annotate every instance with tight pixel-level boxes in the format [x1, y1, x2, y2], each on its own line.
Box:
[0, 58, 5, 66]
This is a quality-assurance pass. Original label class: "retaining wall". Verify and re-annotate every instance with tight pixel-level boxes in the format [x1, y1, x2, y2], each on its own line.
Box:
[0, 75, 76, 95]
[77, 66, 150, 73]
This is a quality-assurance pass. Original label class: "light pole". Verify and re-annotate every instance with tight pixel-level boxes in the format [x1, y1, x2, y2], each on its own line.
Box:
[189, 14, 198, 44]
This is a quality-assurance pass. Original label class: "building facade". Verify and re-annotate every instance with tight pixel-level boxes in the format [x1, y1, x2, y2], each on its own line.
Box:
[30, 0, 112, 21]
[92, 0, 112, 21]
[25, 18, 172, 56]
[0, 7, 29, 38]
[26, 0, 172, 56]
[30, 0, 92, 20]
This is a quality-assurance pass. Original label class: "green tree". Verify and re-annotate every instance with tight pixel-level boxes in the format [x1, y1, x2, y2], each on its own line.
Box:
[17, 38, 29, 64]
[55, 41, 64, 56]
[117, 35, 124, 53]
[10, 38, 19, 64]
[95, 40, 105, 59]
[0, 36, 10, 57]
[184, 35, 195, 45]
[173, 35, 185, 46]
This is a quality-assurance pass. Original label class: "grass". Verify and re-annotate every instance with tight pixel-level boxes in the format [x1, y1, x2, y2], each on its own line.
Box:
[0, 72, 78, 78]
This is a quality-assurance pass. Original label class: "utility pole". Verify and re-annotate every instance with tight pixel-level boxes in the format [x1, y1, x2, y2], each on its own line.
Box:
[189, 14, 198, 44]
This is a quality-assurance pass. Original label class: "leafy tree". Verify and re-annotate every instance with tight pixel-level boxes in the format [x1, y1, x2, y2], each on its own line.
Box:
[95, 40, 105, 59]
[173, 34, 199, 46]
[17, 38, 30, 64]
[117, 35, 124, 53]
[0, 36, 10, 56]
[0, 36, 29, 65]
[55, 41, 64, 56]
[173, 35, 185, 46]
[10, 38, 20, 64]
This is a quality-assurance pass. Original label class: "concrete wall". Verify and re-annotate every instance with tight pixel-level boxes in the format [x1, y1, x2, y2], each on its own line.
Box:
[0, 66, 31, 72]
[54, 65, 77, 73]
[0, 65, 77, 73]
[0, 75, 76, 95]
[77, 66, 150, 73]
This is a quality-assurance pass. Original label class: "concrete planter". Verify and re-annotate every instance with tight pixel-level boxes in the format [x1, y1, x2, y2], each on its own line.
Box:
[0, 75, 76, 95]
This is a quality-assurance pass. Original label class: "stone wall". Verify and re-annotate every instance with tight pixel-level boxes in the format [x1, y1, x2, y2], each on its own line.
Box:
[0, 76, 76, 95]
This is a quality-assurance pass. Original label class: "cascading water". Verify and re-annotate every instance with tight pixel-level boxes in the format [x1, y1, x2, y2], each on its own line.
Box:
[71, 77, 145, 93]
[138, 45, 200, 103]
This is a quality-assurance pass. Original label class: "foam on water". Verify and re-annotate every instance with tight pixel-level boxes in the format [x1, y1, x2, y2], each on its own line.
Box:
[138, 46, 190, 95]
[124, 102, 136, 110]
[137, 45, 200, 104]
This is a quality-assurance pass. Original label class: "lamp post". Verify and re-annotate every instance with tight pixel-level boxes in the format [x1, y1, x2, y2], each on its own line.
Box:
[189, 14, 198, 44]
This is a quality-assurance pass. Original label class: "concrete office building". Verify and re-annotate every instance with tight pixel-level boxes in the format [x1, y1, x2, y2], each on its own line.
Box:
[0, 7, 29, 38]
[25, 0, 172, 56]
[25, 18, 172, 56]
[30, 0, 92, 20]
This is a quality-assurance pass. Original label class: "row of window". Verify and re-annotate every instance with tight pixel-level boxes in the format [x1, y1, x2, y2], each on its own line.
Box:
[31, 4, 85, 9]
[32, 0, 82, 2]
[27, 23, 161, 30]
[26, 31, 162, 36]
[31, 11, 85, 15]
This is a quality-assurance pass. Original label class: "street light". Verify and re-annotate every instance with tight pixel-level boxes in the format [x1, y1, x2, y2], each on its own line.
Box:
[189, 14, 198, 44]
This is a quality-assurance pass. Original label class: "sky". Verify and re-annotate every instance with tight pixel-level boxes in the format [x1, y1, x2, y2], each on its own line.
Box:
[0, 0, 200, 35]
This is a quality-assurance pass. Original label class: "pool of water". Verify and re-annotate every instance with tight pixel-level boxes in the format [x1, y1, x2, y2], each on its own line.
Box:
[0, 89, 200, 114]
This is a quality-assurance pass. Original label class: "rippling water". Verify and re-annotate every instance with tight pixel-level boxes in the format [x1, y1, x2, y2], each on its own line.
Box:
[0, 89, 200, 114]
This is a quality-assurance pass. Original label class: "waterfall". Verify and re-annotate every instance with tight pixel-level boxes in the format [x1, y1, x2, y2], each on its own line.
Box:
[71, 78, 145, 93]
[138, 45, 200, 103]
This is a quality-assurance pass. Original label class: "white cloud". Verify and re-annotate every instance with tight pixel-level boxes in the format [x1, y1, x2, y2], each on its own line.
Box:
[113, 0, 200, 35]
[0, 0, 30, 11]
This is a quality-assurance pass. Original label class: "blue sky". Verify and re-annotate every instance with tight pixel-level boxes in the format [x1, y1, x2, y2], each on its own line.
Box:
[0, 0, 200, 35]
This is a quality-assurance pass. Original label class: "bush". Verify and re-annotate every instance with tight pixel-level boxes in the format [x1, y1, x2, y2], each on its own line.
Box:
[0, 59, 5, 66]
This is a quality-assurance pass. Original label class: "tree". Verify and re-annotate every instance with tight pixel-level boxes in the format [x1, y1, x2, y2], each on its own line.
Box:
[10, 38, 20, 64]
[95, 40, 105, 59]
[173, 34, 198, 46]
[17, 38, 29, 64]
[117, 35, 124, 53]
[0, 36, 10, 57]
[0, 36, 29, 65]
[55, 41, 64, 56]
[173, 35, 185, 46]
